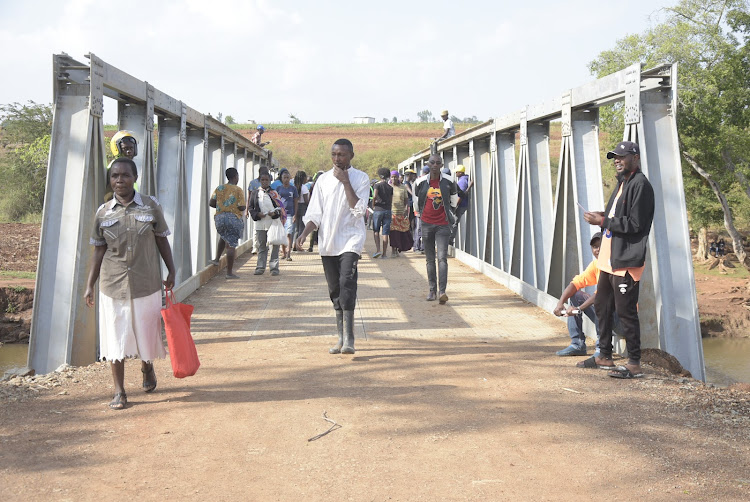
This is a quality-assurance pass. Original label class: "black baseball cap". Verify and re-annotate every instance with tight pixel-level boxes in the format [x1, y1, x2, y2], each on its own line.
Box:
[606, 141, 640, 159]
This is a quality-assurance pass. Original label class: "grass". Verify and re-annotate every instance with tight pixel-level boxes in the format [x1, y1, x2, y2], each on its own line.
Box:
[0, 270, 36, 280]
[693, 259, 750, 279]
[0, 212, 42, 224]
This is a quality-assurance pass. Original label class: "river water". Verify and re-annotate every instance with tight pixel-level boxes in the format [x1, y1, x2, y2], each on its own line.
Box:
[2, 338, 749, 384]
[0, 343, 29, 375]
[702, 337, 750, 386]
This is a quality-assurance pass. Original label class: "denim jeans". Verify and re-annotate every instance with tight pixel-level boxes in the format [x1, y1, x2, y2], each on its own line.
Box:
[450, 206, 468, 246]
[567, 290, 597, 350]
[413, 217, 423, 251]
[255, 229, 280, 272]
[422, 222, 451, 294]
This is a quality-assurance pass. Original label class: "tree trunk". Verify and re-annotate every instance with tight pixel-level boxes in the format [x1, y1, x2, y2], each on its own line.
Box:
[683, 151, 748, 268]
[696, 227, 709, 261]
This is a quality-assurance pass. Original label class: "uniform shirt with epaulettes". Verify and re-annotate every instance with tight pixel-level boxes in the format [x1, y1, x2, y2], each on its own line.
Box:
[90, 192, 171, 300]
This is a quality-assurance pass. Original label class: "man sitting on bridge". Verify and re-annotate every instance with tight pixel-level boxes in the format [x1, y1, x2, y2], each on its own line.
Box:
[553, 232, 604, 358]
[297, 139, 370, 355]
[251, 125, 270, 147]
[437, 110, 455, 141]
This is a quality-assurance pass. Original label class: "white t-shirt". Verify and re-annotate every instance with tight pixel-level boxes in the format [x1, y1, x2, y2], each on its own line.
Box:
[303, 167, 370, 256]
[443, 118, 455, 138]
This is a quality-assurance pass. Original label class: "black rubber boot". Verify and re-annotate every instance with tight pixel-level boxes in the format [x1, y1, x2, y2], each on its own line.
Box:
[341, 310, 355, 354]
[329, 310, 344, 354]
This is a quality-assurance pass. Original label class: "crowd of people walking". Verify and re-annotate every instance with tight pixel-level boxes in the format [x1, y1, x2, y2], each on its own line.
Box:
[87, 130, 652, 410]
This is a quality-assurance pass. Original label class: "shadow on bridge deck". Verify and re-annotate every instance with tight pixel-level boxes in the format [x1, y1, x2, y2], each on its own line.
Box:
[189, 243, 562, 349]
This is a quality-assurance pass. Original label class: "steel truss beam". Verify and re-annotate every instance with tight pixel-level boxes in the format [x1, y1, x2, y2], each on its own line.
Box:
[399, 63, 705, 380]
[29, 54, 272, 374]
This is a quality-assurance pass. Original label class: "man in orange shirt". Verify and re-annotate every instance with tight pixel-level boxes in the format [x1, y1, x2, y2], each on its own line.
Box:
[553, 232, 602, 357]
[583, 141, 655, 379]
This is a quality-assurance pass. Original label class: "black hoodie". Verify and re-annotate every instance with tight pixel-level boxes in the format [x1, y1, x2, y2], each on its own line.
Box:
[601, 170, 655, 269]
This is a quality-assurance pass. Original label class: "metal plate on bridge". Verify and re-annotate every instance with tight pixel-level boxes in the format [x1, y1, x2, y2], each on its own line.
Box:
[561, 91, 572, 137]
[624, 64, 641, 125]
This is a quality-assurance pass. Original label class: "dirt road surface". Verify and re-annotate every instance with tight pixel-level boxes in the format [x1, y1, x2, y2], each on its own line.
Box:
[2, 245, 749, 501]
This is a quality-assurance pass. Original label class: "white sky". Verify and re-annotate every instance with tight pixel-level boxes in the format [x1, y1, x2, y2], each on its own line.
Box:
[0, 0, 676, 125]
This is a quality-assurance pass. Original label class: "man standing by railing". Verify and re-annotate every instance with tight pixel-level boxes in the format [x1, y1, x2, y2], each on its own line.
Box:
[583, 141, 654, 379]
[450, 164, 474, 247]
[297, 139, 370, 355]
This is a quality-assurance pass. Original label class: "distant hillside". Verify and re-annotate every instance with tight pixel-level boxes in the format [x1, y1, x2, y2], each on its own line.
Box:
[233, 123, 470, 178]
[105, 121, 577, 182]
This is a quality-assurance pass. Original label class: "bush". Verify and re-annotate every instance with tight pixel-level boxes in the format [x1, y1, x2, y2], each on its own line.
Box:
[0, 134, 50, 221]
[0, 102, 52, 221]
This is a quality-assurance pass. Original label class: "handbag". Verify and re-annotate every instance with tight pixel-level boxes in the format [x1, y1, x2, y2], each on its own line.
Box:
[161, 289, 200, 378]
[268, 218, 287, 246]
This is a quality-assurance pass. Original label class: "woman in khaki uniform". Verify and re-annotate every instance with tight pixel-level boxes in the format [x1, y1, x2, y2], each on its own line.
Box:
[85, 158, 176, 410]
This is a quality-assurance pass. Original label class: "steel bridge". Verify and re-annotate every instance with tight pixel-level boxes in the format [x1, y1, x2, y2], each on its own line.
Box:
[29, 54, 273, 374]
[29, 55, 703, 380]
[399, 62, 703, 379]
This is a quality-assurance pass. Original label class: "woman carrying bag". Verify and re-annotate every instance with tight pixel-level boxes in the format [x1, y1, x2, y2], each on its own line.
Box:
[249, 171, 284, 276]
[84, 158, 176, 410]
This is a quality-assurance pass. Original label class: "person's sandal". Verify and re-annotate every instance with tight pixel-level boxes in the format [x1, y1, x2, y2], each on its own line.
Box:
[576, 355, 615, 369]
[142, 363, 157, 393]
[109, 392, 127, 410]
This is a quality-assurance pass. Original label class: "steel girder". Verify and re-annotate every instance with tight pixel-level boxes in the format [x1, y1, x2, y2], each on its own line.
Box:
[399, 63, 705, 380]
[29, 54, 271, 374]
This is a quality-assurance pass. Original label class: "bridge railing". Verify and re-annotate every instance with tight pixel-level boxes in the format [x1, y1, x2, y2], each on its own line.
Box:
[29, 53, 272, 374]
[400, 63, 704, 380]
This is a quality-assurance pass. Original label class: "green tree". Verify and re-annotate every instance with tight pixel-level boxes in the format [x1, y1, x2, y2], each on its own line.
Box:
[0, 101, 53, 221]
[225, 115, 235, 125]
[0, 134, 50, 219]
[0, 101, 52, 146]
[589, 0, 750, 265]
[289, 113, 302, 124]
[417, 110, 433, 122]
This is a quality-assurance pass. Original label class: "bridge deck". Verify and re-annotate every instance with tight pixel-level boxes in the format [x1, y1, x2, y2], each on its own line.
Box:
[2, 245, 747, 501]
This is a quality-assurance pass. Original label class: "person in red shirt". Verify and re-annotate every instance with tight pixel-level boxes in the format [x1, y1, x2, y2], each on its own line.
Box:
[412, 154, 458, 304]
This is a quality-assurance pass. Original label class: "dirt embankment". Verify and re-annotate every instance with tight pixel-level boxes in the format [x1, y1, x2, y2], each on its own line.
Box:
[0, 223, 38, 344]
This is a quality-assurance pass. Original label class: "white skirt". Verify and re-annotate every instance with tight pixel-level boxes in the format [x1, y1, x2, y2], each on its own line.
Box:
[99, 290, 167, 362]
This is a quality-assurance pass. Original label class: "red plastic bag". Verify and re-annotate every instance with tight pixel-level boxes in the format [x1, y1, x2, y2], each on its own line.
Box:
[161, 289, 200, 378]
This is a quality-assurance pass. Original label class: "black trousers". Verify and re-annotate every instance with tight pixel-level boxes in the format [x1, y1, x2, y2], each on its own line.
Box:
[321, 252, 360, 311]
[594, 270, 641, 363]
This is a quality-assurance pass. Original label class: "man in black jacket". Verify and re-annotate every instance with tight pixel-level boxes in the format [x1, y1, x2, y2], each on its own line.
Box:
[583, 141, 654, 379]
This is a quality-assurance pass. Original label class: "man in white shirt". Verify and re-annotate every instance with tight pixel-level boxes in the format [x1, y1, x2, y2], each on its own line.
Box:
[297, 139, 371, 355]
[439, 110, 455, 140]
